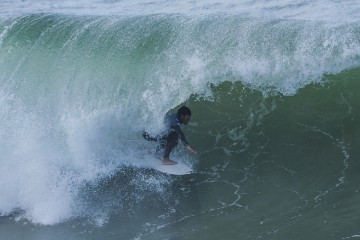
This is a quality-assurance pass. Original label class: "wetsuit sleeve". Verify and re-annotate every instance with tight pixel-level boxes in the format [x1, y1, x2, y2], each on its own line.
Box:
[174, 124, 189, 146]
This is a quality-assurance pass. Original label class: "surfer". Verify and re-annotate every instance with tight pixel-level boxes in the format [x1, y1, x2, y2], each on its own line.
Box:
[143, 106, 197, 165]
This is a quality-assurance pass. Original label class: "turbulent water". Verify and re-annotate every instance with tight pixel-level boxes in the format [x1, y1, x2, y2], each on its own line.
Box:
[0, 1, 360, 239]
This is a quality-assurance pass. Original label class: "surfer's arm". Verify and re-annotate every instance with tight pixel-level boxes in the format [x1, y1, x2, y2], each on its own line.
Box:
[173, 125, 197, 154]
[173, 125, 189, 146]
[186, 145, 197, 154]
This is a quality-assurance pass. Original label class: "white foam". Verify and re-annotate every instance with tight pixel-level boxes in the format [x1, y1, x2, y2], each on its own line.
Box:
[0, 92, 74, 224]
[0, 91, 171, 224]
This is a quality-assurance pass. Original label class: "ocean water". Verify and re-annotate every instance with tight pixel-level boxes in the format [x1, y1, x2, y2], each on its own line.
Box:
[0, 1, 360, 239]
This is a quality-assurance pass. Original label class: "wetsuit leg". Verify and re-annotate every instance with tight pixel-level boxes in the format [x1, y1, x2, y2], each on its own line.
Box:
[155, 139, 166, 155]
[163, 131, 178, 158]
[143, 131, 158, 141]
[143, 131, 178, 158]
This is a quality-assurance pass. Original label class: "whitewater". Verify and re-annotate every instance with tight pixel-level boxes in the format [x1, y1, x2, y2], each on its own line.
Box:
[0, 1, 360, 239]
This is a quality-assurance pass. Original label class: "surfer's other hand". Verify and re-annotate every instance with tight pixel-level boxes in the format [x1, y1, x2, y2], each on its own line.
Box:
[187, 145, 197, 154]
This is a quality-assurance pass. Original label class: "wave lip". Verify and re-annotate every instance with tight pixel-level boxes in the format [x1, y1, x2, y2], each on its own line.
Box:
[0, 0, 360, 23]
[1, 14, 359, 97]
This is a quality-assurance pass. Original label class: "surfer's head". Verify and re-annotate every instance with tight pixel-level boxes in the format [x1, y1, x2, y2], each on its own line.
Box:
[177, 106, 191, 125]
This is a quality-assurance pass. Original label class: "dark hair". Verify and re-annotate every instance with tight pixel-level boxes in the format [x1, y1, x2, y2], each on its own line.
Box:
[177, 106, 191, 118]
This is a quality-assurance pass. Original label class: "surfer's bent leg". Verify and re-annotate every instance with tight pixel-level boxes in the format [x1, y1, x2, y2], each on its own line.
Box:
[143, 131, 158, 141]
[143, 131, 178, 164]
[143, 131, 168, 156]
[163, 131, 178, 158]
[155, 139, 166, 155]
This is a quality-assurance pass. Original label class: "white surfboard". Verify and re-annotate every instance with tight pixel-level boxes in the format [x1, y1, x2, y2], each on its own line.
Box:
[143, 156, 193, 175]
[154, 162, 193, 175]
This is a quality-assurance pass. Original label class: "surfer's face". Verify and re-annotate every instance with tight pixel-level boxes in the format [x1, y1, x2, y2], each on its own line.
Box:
[181, 114, 191, 125]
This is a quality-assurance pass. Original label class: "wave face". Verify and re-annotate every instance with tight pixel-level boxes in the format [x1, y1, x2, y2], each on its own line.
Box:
[1, 0, 360, 23]
[0, 3, 360, 239]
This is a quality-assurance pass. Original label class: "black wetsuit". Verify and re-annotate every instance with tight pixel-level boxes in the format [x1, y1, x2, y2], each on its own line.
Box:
[143, 113, 189, 158]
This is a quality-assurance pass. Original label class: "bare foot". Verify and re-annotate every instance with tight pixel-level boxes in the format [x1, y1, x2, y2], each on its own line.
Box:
[162, 158, 177, 165]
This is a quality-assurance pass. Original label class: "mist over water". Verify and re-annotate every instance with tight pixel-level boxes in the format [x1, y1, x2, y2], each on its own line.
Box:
[0, 1, 360, 239]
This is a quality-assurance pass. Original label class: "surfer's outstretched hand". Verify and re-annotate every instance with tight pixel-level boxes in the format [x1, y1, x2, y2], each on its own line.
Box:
[187, 145, 197, 154]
